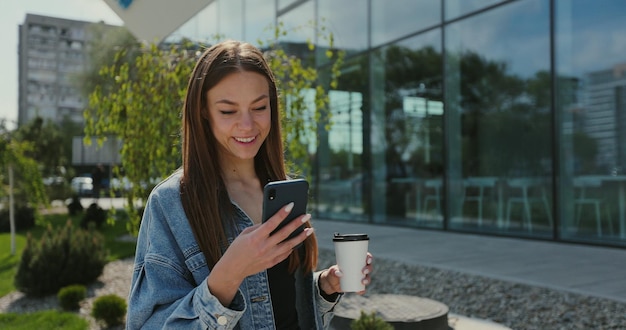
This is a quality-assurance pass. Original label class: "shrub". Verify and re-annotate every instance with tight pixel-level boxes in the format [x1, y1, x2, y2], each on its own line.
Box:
[67, 195, 84, 215]
[0, 206, 36, 233]
[46, 181, 71, 201]
[81, 203, 106, 229]
[91, 294, 127, 328]
[351, 311, 393, 330]
[14, 220, 108, 296]
[57, 284, 87, 310]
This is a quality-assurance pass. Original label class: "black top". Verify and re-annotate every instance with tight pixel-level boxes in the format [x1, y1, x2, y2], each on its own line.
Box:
[268, 258, 300, 329]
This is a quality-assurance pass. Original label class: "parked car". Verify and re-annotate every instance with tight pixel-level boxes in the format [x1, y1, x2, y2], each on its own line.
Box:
[42, 176, 65, 186]
[70, 176, 93, 196]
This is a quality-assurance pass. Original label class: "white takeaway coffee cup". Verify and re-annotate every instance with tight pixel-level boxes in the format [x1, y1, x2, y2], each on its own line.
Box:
[333, 233, 369, 292]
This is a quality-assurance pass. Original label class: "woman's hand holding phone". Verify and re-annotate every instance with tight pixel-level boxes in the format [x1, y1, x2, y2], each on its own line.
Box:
[208, 202, 313, 306]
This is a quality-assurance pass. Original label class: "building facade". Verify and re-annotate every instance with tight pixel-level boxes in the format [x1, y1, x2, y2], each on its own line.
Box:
[18, 14, 125, 170]
[18, 14, 117, 126]
[62, 0, 626, 248]
[166, 0, 626, 248]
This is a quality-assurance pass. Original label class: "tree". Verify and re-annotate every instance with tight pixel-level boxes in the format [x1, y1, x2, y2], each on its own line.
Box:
[0, 122, 48, 207]
[13, 117, 65, 178]
[0, 121, 48, 254]
[85, 41, 193, 233]
[84, 23, 343, 234]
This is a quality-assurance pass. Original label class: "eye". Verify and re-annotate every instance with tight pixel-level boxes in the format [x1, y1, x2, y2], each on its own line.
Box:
[253, 105, 267, 111]
[219, 110, 235, 115]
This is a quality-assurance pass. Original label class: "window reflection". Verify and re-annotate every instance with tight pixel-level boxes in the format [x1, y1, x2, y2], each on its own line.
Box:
[219, 0, 244, 40]
[167, 2, 218, 42]
[319, 0, 368, 51]
[557, 0, 626, 243]
[445, 0, 506, 20]
[277, 0, 314, 44]
[314, 56, 368, 222]
[278, 0, 304, 11]
[445, 0, 553, 235]
[377, 30, 444, 228]
[371, 0, 440, 47]
[244, 0, 275, 44]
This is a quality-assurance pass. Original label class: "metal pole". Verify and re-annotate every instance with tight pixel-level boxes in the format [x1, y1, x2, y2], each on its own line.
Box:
[9, 164, 15, 255]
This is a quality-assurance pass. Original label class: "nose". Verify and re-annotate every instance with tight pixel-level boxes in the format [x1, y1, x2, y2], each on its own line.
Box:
[238, 111, 253, 130]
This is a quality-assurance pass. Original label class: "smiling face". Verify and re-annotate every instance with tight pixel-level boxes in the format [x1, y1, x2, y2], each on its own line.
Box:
[207, 70, 271, 167]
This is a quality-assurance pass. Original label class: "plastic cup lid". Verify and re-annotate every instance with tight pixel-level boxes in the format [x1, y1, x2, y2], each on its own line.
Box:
[333, 232, 369, 241]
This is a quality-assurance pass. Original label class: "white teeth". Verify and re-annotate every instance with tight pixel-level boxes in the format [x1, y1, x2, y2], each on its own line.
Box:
[235, 136, 255, 143]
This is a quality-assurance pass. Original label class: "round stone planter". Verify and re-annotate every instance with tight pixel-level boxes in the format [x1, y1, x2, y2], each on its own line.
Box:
[330, 294, 449, 330]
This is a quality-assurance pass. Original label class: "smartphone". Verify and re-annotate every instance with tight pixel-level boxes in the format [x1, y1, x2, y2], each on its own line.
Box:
[262, 179, 309, 240]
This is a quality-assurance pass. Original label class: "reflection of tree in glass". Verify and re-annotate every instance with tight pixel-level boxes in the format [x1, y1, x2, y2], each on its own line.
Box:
[383, 45, 444, 178]
[458, 52, 554, 177]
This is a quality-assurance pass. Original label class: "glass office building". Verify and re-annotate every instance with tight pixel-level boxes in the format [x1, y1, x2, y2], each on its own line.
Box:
[172, 0, 626, 247]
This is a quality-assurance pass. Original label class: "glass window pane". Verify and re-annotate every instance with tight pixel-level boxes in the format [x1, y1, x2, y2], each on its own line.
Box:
[376, 30, 444, 228]
[219, 0, 244, 40]
[278, 0, 304, 11]
[167, 2, 218, 42]
[445, 0, 553, 236]
[556, 0, 626, 245]
[314, 57, 368, 221]
[445, 0, 507, 20]
[277, 0, 314, 44]
[371, 0, 440, 47]
[244, 0, 275, 45]
[318, 0, 368, 52]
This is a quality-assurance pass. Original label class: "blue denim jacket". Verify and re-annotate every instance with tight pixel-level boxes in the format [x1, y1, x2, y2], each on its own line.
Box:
[126, 170, 340, 329]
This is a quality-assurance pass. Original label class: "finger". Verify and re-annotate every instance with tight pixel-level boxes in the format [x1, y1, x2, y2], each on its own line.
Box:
[278, 225, 314, 252]
[272, 213, 312, 244]
[261, 202, 294, 236]
[270, 227, 314, 266]
[357, 272, 369, 295]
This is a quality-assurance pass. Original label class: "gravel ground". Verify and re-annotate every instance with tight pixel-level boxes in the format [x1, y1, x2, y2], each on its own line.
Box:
[1, 249, 625, 330]
[317, 249, 626, 330]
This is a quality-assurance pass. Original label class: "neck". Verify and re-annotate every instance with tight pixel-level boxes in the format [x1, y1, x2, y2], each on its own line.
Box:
[220, 158, 257, 185]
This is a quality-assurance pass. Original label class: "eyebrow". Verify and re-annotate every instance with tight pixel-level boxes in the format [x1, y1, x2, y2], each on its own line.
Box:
[214, 94, 269, 106]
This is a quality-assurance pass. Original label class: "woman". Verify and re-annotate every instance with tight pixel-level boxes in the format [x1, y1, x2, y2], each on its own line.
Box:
[126, 40, 373, 329]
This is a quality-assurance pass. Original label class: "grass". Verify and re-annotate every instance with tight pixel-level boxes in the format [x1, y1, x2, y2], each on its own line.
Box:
[0, 235, 26, 297]
[0, 310, 89, 329]
[0, 207, 137, 298]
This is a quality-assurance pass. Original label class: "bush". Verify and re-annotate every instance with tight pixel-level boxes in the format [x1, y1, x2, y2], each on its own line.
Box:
[57, 284, 87, 310]
[81, 203, 106, 229]
[14, 220, 108, 296]
[91, 294, 127, 328]
[67, 195, 84, 216]
[0, 206, 36, 233]
[351, 311, 393, 330]
[46, 181, 71, 201]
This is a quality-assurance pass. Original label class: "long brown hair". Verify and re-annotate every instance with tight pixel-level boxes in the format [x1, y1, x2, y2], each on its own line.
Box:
[180, 40, 317, 273]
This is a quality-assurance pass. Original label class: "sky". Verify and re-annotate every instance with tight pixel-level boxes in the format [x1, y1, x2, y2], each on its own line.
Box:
[0, 0, 123, 127]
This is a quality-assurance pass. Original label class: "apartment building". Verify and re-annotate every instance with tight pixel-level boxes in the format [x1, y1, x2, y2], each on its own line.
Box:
[17, 14, 117, 126]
